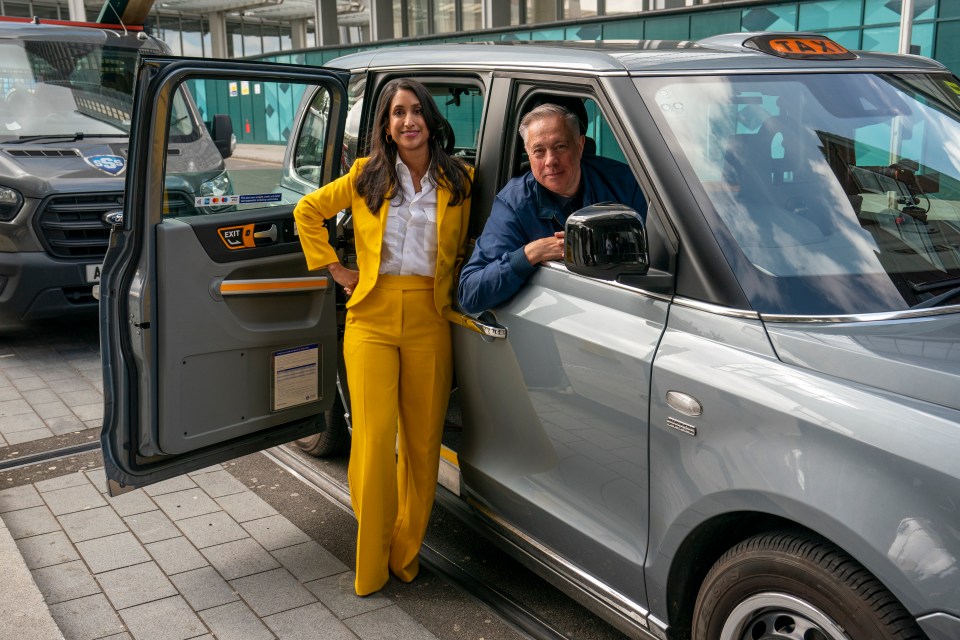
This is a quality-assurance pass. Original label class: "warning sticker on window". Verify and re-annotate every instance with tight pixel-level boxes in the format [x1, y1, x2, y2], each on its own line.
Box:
[195, 193, 283, 207]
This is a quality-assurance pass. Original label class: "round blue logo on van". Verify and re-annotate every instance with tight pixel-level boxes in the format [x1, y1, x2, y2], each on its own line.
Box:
[84, 155, 126, 176]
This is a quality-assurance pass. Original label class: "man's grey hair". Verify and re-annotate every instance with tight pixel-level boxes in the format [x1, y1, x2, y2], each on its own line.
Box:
[518, 103, 581, 145]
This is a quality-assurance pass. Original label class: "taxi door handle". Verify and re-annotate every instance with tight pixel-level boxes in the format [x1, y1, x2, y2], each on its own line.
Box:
[253, 224, 278, 245]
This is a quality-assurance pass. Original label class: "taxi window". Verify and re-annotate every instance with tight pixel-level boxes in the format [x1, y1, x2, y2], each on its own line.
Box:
[161, 78, 330, 219]
[639, 73, 960, 315]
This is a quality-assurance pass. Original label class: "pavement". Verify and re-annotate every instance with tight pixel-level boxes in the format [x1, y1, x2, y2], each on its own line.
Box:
[0, 320, 446, 640]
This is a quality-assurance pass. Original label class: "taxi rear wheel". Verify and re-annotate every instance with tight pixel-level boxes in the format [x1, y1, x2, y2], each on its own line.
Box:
[295, 394, 350, 457]
[692, 531, 925, 640]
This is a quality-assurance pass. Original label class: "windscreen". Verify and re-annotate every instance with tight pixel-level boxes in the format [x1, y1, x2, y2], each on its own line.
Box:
[639, 72, 960, 316]
[0, 39, 162, 139]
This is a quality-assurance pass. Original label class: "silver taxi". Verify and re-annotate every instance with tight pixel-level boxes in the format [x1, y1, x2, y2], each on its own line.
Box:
[99, 33, 960, 640]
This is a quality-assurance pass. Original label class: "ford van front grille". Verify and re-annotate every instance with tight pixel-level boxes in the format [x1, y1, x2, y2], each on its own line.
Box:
[35, 192, 121, 259]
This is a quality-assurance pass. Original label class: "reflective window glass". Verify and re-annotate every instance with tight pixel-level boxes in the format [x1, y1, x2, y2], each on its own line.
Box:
[564, 0, 598, 19]
[462, 0, 482, 31]
[865, 0, 936, 24]
[863, 23, 934, 56]
[798, 0, 863, 31]
[741, 4, 797, 32]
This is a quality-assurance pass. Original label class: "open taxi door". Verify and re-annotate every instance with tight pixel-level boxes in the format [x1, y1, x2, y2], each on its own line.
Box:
[99, 57, 348, 495]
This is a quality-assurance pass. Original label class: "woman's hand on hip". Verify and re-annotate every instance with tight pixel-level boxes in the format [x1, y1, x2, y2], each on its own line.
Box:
[327, 262, 360, 296]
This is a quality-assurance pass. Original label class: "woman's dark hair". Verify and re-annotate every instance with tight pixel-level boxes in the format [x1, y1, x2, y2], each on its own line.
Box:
[355, 78, 472, 214]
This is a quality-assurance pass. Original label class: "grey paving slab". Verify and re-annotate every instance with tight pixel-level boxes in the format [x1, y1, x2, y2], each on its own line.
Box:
[142, 476, 197, 497]
[16, 530, 80, 569]
[200, 537, 280, 580]
[42, 482, 108, 516]
[0, 398, 34, 417]
[49, 593, 126, 640]
[272, 540, 348, 583]
[22, 388, 59, 405]
[58, 389, 103, 407]
[152, 488, 222, 521]
[230, 567, 317, 617]
[46, 415, 89, 435]
[0, 483, 43, 513]
[36, 473, 89, 492]
[0, 413, 46, 433]
[33, 401, 73, 420]
[124, 509, 180, 544]
[37, 368, 79, 383]
[2, 504, 61, 539]
[145, 536, 208, 575]
[198, 600, 275, 640]
[96, 561, 177, 610]
[49, 378, 96, 393]
[32, 559, 102, 605]
[177, 511, 249, 549]
[343, 604, 439, 640]
[215, 490, 279, 523]
[71, 404, 103, 422]
[0, 516, 64, 640]
[193, 470, 249, 498]
[169, 566, 240, 612]
[105, 490, 156, 518]
[187, 465, 224, 477]
[304, 573, 392, 620]
[99, 634, 133, 640]
[242, 514, 312, 551]
[83, 469, 108, 494]
[0, 387, 19, 402]
[76, 531, 150, 574]
[118, 595, 209, 640]
[5, 427, 54, 444]
[11, 376, 47, 392]
[264, 602, 359, 640]
[59, 506, 128, 543]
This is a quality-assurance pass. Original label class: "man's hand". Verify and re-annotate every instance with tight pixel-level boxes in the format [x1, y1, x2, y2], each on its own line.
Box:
[326, 262, 360, 295]
[524, 231, 565, 266]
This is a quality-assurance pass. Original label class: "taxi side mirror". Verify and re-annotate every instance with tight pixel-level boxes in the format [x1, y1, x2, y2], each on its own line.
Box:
[564, 203, 649, 281]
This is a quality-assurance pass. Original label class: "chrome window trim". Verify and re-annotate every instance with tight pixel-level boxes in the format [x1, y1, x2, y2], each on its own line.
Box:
[673, 296, 960, 323]
[361, 63, 630, 76]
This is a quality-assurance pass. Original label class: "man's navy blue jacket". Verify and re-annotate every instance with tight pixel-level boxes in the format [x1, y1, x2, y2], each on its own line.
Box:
[457, 154, 646, 314]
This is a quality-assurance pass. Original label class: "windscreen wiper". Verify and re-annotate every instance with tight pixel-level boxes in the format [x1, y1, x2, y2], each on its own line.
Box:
[912, 285, 960, 309]
[11, 133, 120, 144]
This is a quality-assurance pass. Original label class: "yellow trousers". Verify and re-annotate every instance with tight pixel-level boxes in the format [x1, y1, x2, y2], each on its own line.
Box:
[344, 274, 452, 596]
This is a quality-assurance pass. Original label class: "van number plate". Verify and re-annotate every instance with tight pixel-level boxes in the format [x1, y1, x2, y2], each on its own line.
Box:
[86, 264, 102, 283]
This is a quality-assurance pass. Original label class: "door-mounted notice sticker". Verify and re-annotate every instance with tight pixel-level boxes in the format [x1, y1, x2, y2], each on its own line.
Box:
[272, 344, 320, 411]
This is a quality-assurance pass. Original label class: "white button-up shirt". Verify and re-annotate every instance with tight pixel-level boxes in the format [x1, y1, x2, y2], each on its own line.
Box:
[379, 159, 438, 276]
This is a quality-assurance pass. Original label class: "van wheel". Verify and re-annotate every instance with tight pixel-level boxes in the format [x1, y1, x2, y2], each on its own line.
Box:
[692, 531, 924, 640]
[295, 394, 350, 457]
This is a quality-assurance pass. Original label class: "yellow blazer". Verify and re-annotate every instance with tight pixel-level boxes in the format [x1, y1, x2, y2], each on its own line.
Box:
[293, 157, 473, 324]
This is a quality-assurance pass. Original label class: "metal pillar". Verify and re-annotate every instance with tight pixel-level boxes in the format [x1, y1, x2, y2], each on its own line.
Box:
[369, 0, 394, 41]
[483, 0, 510, 28]
[291, 18, 309, 49]
[209, 11, 228, 59]
[898, 0, 915, 54]
[67, 0, 87, 22]
[314, 0, 340, 45]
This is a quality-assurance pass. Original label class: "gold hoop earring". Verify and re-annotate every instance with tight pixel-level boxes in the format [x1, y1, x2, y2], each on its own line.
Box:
[385, 133, 393, 144]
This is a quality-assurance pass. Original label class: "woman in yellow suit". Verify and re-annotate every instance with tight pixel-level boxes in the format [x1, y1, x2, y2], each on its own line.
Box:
[294, 78, 473, 596]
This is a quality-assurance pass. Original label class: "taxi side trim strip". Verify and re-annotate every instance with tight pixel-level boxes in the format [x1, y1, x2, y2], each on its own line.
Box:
[219, 277, 329, 296]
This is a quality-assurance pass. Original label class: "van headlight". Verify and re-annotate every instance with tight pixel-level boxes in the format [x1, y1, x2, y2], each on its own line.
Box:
[0, 186, 23, 221]
[198, 172, 233, 213]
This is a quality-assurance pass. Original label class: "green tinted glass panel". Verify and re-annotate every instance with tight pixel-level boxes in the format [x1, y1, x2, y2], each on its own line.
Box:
[798, 0, 863, 30]
[644, 15, 690, 39]
[936, 19, 960, 73]
[741, 4, 797, 31]
[821, 29, 861, 50]
[531, 28, 566, 39]
[584, 100, 627, 164]
[691, 10, 741, 39]
[863, 23, 933, 55]
[603, 19, 644, 39]
[865, 0, 936, 24]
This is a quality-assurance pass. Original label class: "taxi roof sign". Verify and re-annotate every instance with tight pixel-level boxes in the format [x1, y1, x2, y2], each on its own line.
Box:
[744, 34, 857, 60]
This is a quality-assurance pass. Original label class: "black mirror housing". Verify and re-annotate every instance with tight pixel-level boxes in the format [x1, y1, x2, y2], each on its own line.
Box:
[565, 203, 649, 281]
[210, 114, 235, 159]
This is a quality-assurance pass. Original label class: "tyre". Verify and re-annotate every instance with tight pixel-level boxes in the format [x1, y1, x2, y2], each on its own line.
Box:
[692, 531, 925, 640]
[295, 393, 350, 457]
